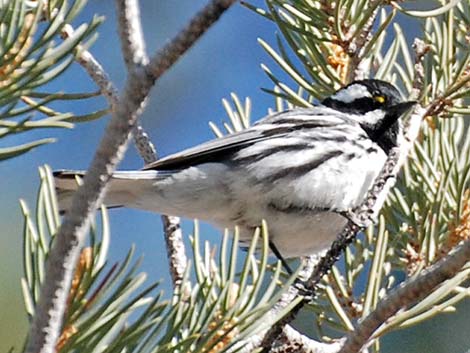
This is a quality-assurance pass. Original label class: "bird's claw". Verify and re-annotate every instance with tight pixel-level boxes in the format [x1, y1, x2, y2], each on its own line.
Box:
[293, 278, 314, 299]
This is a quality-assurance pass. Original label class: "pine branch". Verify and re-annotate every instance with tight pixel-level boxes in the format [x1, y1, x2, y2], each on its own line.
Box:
[24, 1, 237, 353]
[339, 239, 470, 353]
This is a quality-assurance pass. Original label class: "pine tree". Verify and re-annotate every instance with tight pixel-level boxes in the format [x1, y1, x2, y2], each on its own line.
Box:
[3, 1, 470, 353]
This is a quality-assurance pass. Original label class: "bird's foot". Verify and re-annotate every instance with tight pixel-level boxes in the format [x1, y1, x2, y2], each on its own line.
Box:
[293, 278, 315, 300]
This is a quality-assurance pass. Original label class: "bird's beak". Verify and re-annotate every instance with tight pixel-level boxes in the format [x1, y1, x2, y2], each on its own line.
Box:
[389, 101, 417, 117]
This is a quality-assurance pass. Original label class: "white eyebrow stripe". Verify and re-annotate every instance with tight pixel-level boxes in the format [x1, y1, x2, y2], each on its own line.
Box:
[331, 84, 371, 103]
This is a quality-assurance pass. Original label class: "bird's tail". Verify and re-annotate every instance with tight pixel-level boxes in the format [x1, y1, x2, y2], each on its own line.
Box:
[53, 169, 159, 213]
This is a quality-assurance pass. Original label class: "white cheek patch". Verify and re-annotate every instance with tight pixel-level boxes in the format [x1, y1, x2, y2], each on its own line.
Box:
[331, 84, 371, 103]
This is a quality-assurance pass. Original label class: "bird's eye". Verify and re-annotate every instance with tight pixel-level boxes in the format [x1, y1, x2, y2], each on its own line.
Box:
[374, 95, 386, 104]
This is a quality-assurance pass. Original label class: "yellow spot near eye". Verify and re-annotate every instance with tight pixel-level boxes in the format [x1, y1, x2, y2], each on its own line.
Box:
[374, 95, 385, 104]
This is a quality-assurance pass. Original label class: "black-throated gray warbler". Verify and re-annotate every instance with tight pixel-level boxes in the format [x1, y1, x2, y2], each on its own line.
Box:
[54, 79, 415, 259]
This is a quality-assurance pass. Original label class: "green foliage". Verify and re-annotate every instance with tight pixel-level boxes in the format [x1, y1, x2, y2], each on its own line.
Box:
[148, 224, 300, 353]
[15, 0, 470, 352]
[21, 166, 162, 352]
[0, 0, 105, 161]
[245, 0, 403, 103]
[20, 166, 298, 353]
[246, 1, 470, 106]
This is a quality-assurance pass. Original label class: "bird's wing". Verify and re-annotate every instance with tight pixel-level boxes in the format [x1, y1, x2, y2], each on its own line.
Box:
[143, 129, 273, 170]
[143, 108, 348, 171]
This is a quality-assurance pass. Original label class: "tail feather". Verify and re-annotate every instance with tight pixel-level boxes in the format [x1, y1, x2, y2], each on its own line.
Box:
[54, 165, 226, 219]
[53, 170, 160, 213]
[53, 170, 86, 213]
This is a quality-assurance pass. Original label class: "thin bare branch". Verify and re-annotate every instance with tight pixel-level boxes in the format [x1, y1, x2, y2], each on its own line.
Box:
[348, 4, 380, 81]
[133, 124, 158, 162]
[25, 64, 150, 353]
[62, 25, 119, 109]
[161, 215, 187, 287]
[25, 1, 236, 352]
[116, 0, 148, 68]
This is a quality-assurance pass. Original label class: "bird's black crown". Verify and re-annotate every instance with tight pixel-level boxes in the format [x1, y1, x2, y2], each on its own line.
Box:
[322, 79, 404, 114]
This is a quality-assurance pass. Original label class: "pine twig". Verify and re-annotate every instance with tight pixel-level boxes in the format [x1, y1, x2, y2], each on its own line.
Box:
[336, 38, 440, 353]
[62, 25, 119, 108]
[338, 240, 470, 353]
[347, 1, 381, 81]
[259, 107, 424, 352]
[132, 124, 158, 162]
[25, 2, 236, 353]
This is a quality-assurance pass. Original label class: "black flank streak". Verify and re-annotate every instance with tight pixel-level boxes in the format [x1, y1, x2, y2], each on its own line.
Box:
[265, 150, 343, 182]
[328, 135, 347, 143]
[268, 202, 329, 214]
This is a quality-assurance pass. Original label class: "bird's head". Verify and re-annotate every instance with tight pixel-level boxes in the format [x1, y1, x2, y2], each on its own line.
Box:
[322, 79, 416, 153]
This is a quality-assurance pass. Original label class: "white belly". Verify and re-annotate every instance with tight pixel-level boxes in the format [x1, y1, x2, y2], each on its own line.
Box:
[245, 211, 348, 258]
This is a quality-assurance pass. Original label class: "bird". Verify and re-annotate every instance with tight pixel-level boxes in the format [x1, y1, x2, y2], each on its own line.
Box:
[54, 79, 415, 263]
